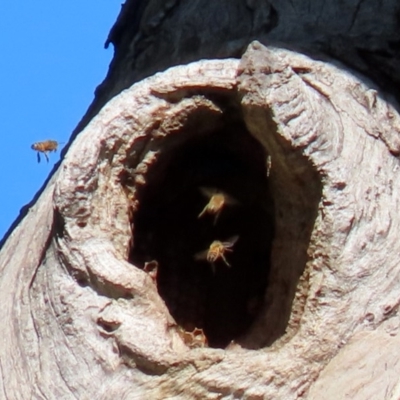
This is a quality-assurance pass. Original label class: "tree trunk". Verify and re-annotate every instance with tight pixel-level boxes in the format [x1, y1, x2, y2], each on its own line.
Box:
[1, 1, 400, 399]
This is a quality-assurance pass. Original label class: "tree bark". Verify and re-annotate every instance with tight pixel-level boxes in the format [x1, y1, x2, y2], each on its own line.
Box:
[77, 0, 400, 135]
[2, 1, 400, 399]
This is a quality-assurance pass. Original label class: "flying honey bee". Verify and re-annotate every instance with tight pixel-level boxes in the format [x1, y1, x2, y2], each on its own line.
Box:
[31, 140, 59, 163]
[195, 235, 239, 272]
[198, 187, 238, 225]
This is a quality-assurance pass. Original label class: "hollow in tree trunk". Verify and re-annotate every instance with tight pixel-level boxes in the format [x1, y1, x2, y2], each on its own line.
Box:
[1, 1, 400, 399]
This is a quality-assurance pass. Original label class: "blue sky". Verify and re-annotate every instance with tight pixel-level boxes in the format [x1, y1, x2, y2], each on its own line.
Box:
[0, 2, 121, 242]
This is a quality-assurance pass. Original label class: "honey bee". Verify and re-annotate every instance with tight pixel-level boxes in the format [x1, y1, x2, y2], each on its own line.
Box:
[195, 235, 239, 272]
[198, 187, 238, 225]
[31, 140, 59, 163]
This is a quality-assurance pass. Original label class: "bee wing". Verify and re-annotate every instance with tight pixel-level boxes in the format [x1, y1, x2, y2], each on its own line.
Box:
[194, 248, 208, 261]
[199, 187, 217, 199]
[199, 187, 239, 206]
[223, 193, 240, 206]
[223, 235, 239, 247]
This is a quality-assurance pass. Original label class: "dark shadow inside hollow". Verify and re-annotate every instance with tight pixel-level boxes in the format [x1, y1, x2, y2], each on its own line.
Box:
[237, 109, 324, 349]
[129, 121, 275, 348]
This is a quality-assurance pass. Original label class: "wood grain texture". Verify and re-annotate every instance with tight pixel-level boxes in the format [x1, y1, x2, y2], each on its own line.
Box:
[2, 40, 400, 398]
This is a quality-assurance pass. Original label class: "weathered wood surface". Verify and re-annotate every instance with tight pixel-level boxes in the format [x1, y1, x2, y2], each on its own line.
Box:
[2, 41, 400, 399]
[78, 0, 400, 136]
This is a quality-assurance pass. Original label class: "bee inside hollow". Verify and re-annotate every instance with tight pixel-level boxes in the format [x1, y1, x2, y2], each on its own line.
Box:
[129, 122, 274, 349]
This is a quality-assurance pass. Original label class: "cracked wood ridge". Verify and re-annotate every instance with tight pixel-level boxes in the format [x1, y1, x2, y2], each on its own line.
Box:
[1, 42, 400, 399]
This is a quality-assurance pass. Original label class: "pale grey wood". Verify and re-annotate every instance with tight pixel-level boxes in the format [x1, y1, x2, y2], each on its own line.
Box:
[2, 41, 400, 398]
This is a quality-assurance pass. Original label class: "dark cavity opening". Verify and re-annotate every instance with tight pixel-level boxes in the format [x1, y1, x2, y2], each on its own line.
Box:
[130, 122, 274, 348]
